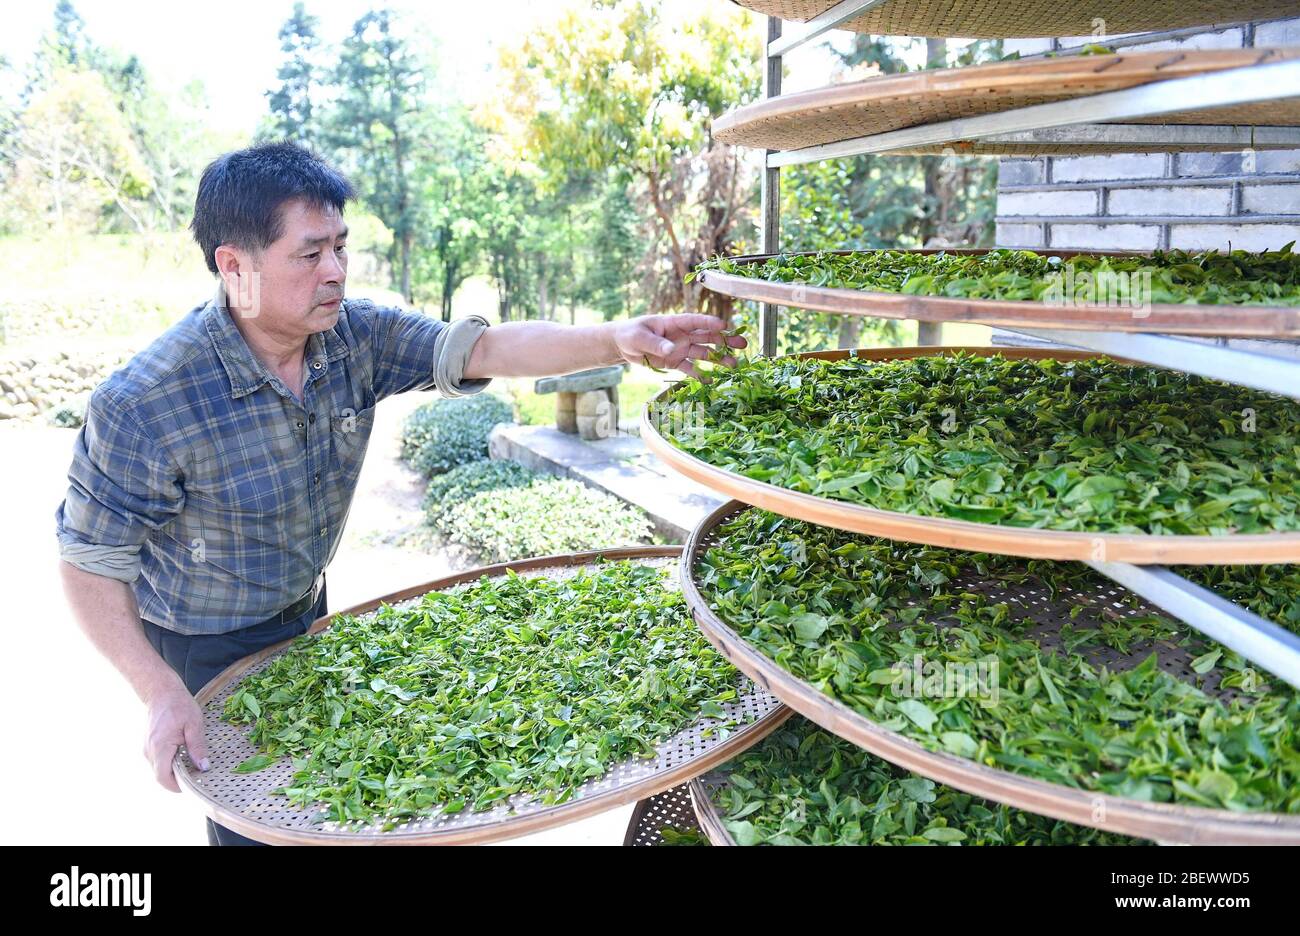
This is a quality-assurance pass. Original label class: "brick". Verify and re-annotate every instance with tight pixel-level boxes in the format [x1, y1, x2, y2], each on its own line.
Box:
[1107, 186, 1232, 217]
[998, 189, 1099, 216]
[1048, 223, 1162, 250]
[997, 159, 1044, 186]
[1241, 184, 1300, 215]
[995, 222, 1045, 248]
[1176, 153, 1244, 177]
[1254, 20, 1300, 47]
[1052, 154, 1165, 183]
[1255, 150, 1300, 175]
[1169, 224, 1300, 252]
[1124, 28, 1245, 52]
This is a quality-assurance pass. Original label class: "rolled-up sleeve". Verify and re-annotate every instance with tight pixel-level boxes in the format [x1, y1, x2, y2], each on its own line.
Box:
[55, 388, 185, 583]
[372, 304, 492, 400]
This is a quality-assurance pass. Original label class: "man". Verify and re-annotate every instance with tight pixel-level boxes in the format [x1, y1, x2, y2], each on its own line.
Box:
[56, 141, 745, 845]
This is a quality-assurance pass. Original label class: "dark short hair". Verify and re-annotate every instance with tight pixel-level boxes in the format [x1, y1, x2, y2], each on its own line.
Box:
[189, 141, 356, 274]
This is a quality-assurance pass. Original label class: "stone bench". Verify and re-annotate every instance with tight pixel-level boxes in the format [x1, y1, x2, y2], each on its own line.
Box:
[534, 365, 624, 440]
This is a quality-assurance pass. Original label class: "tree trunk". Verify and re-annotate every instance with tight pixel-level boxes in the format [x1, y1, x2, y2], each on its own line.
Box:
[399, 232, 412, 305]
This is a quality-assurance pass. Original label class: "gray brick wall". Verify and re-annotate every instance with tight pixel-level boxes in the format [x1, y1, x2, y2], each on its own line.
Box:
[994, 19, 1300, 253]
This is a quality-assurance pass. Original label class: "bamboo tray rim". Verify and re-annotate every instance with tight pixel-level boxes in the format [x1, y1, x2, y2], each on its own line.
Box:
[695, 252, 1300, 337]
[727, 0, 1299, 39]
[174, 546, 789, 846]
[687, 775, 735, 846]
[713, 48, 1300, 149]
[681, 499, 1300, 844]
[640, 346, 1300, 565]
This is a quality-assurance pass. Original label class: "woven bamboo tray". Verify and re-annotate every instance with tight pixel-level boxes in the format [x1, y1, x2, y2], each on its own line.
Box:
[695, 249, 1300, 337]
[713, 49, 1300, 153]
[731, 0, 1300, 39]
[687, 775, 736, 846]
[682, 500, 1300, 844]
[640, 346, 1300, 565]
[173, 547, 789, 845]
[623, 784, 706, 846]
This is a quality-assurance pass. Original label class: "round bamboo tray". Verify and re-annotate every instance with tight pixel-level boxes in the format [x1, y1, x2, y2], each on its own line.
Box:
[640, 346, 1300, 565]
[696, 249, 1300, 338]
[682, 500, 1300, 845]
[730, 0, 1300, 39]
[173, 546, 789, 845]
[712, 49, 1300, 153]
[687, 774, 737, 846]
[623, 784, 705, 846]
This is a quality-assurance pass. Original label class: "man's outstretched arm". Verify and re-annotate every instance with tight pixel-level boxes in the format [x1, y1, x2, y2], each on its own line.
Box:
[463, 313, 747, 382]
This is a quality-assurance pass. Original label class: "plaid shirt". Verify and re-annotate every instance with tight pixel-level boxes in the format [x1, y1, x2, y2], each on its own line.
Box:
[55, 287, 491, 635]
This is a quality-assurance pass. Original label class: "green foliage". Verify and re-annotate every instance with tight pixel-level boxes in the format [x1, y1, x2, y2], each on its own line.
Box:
[422, 458, 540, 527]
[696, 245, 1300, 306]
[713, 718, 1147, 845]
[399, 393, 514, 477]
[658, 352, 1300, 535]
[223, 560, 741, 823]
[262, 2, 324, 146]
[697, 508, 1300, 814]
[441, 477, 653, 562]
[325, 9, 434, 303]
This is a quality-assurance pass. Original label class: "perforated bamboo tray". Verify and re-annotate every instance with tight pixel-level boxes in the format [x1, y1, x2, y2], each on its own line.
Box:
[731, 0, 1299, 39]
[640, 346, 1300, 565]
[173, 547, 789, 845]
[696, 249, 1300, 337]
[623, 784, 706, 846]
[713, 49, 1300, 153]
[687, 775, 736, 846]
[682, 500, 1300, 844]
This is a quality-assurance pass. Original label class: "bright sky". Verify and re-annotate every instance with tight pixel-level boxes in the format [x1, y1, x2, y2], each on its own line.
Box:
[0, 0, 545, 133]
[0, 1, 855, 136]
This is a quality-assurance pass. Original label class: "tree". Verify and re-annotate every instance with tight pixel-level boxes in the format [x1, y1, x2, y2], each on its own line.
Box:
[265, 2, 324, 146]
[410, 109, 491, 320]
[583, 178, 642, 320]
[7, 67, 153, 234]
[484, 0, 762, 314]
[326, 8, 432, 304]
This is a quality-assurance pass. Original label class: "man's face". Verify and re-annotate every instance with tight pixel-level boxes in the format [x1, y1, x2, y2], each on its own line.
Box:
[221, 198, 348, 338]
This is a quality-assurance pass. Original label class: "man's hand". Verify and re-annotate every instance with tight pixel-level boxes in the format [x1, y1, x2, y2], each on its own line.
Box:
[144, 681, 209, 793]
[609, 313, 748, 380]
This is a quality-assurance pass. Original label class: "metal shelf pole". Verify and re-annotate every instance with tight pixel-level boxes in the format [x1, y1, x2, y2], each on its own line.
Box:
[999, 326, 1300, 401]
[760, 15, 782, 358]
[1087, 562, 1300, 691]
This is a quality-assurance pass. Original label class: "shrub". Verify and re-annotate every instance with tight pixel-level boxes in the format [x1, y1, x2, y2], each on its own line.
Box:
[400, 393, 514, 477]
[422, 458, 541, 526]
[441, 477, 653, 562]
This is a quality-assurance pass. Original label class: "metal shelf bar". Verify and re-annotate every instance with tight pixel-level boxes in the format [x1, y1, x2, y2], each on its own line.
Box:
[958, 123, 1300, 150]
[1086, 562, 1300, 691]
[999, 326, 1300, 400]
[767, 0, 884, 57]
[766, 59, 1300, 166]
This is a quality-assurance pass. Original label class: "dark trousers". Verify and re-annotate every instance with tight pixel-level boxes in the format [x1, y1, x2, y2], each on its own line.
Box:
[141, 579, 328, 846]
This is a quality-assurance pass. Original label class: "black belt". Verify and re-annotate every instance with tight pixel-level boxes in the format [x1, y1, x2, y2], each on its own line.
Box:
[272, 572, 326, 627]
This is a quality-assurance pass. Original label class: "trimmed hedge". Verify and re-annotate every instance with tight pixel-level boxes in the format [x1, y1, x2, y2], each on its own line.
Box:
[422, 458, 541, 527]
[441, 476, 653, 562]
[400, 393, 514, 477]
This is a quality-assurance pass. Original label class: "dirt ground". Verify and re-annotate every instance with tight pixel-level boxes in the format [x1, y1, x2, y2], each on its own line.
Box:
[0, 391, 631, 846]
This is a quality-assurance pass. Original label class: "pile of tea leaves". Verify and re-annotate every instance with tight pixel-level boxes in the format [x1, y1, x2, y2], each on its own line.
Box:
[656, 352, 1300, 536]
[695, 508, 1300, 814]
[709, 717, 1148, 845]
[692, 246, 1300, 306]
[223, 560, 743, 825]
